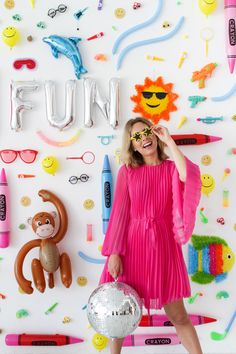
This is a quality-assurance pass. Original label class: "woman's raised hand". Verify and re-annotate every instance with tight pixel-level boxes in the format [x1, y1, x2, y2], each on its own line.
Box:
[151, 125, 173, 145]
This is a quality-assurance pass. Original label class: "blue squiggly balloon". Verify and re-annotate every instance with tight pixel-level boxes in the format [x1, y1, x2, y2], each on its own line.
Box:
[43, 35, 87, 79]
[112, 0, 163, 54]
[116, 16, 185, 70]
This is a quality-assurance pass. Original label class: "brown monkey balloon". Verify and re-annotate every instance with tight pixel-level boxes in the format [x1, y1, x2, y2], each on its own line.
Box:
[14, 190, 72, 294]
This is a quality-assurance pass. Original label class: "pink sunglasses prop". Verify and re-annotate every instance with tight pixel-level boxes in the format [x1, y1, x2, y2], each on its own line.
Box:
[0, 149, 38, 164]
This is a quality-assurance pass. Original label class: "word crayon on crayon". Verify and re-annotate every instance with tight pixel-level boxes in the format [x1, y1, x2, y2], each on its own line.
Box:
[123, 333, 181, 346]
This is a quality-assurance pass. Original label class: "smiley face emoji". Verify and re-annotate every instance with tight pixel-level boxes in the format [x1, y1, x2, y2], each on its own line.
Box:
[2, 26, 20, 48]
[131, 77, 178, 124]
[201, 173, 215, 196]
[92, 333, 108, 351]
[198, 0, 217, 16]
[114, 7, 126, 18]
[4, 0, 15, 9]
[77, 276, 87, 286]
[41, 156, 59, 176]
[83, 199, 94, 210]
[201, 154, 212, 166]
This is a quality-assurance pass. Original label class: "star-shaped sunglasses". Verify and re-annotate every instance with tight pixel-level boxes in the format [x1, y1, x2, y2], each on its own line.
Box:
[130, 127, 153, 142]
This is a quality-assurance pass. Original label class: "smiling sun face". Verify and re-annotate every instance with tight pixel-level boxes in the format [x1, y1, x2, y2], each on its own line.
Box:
[131, 77, 178, 124]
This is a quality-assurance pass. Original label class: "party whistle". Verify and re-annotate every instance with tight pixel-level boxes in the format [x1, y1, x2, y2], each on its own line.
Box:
[87, 32, 104, 40]
[196, 116, 223, 124]
[17, 174, 36, 178]
[178, 51, 187, 68]
[97, 135, 114, 145]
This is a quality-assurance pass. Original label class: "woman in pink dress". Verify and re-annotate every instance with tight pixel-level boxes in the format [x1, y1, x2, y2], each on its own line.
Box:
[100, 117, 202, 354]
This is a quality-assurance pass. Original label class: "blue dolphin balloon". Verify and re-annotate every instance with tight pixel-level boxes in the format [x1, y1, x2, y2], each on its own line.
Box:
[43, 35, 87, 79]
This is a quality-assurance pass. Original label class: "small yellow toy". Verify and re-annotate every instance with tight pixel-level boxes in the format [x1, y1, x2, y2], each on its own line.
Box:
[201, 173, 215, 196]
[92, 333, 108, 351]
[198, 0, 218, 16]
[41, 156, 59, 176]
[2, 26, 20, 48]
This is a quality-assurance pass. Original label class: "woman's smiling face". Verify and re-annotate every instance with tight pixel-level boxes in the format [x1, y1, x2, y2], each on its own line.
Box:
[130, 122, 158, 160]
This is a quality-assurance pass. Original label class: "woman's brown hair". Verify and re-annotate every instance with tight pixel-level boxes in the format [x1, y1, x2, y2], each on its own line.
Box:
[121, 117, 168, 167]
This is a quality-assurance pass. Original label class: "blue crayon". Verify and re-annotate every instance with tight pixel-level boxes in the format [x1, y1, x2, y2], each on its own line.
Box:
[102, 155, 113, 234]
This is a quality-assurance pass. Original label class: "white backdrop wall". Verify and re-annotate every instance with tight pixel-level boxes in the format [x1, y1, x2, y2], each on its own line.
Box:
[0, 0, 236, 353]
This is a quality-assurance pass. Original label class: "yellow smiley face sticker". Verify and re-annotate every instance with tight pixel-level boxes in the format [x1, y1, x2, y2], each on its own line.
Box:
[114, 8, 126, 18]
[20, 196, 31, 207]
[4, 0, 15, 9]
[77, 276, 88, 286]
[201, 173, 215, 196]
[83, 199, 94, 210]
[201, 154, 212, 166]
[131, 76, 178, 124]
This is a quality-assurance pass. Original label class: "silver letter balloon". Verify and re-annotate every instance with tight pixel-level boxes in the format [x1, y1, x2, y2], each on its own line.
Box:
[10, 81, 39, 131]
[87, 282, 142, 338]
[83, 78, 120, 129]
[44, 80, 76, 130]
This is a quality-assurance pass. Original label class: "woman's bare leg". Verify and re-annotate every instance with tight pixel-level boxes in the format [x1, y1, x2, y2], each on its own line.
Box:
[110, 338, 124, 354]
[164, 299, 203, 354]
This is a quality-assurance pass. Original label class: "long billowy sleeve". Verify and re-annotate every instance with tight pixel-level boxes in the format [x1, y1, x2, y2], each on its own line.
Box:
[102, 165, 130, 256]
[172, 157, 201, 245]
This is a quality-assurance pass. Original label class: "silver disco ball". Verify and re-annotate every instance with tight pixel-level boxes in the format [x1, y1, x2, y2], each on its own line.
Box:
[87, 281, 142, 338]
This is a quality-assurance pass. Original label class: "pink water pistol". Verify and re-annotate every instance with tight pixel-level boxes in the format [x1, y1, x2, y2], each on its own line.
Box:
[0, 168, 10, 248]
[224, 0, 236, 73]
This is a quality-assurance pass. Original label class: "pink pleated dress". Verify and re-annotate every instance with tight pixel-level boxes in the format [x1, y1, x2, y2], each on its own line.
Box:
[100, 158, 201, 311]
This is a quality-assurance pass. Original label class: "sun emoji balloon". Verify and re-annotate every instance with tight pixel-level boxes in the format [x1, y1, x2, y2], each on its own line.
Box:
[130, 77, 179, 124]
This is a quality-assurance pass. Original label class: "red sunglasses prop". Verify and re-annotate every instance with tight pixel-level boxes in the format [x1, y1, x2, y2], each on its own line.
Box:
[0, 149, 38, 164]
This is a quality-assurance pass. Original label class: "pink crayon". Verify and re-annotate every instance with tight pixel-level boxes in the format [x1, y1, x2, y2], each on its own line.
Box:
[123, 333, 181, 346]
[224, 0, 236, 73]
[0, 169, 10, 248]
[139, 314, 216, 327]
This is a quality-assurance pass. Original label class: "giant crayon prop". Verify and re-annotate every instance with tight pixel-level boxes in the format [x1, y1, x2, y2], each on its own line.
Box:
[224, 0, 236, 73]
[102, 155, 113, 234]
[0, 168, 10, 248]
[171, 134, 222, 145]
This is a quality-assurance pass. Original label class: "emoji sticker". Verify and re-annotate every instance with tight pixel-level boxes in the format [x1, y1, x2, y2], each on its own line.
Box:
[114, 8, 126, 18]
[4, 0, 15, 9]
[83, 199, 94, 210]
[201, 154, 212, 166]
[131, 77, 178, 124]
[77, 276, 88, 286]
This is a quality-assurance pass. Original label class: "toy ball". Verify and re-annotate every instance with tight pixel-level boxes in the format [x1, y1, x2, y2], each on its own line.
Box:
[92, 333, 108, 351]
[198, 0, 217, 16]
[2, 26, 20, 48]
[87, 282, 142, 338]
[41, 156, 59, 176]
